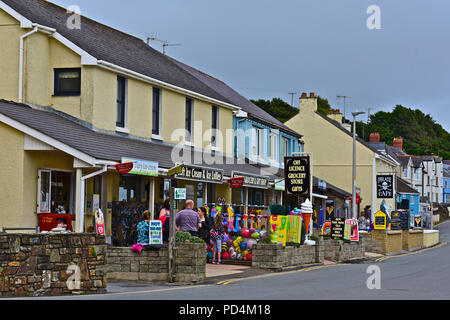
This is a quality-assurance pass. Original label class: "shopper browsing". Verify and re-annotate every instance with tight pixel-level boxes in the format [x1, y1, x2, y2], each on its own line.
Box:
[136, 210, 150, 245]
[210, 214, 225, 264]
[175, 200, 202, 237]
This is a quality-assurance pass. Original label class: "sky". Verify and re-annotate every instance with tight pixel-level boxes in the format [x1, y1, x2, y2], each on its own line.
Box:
[53, 0, 450, 131]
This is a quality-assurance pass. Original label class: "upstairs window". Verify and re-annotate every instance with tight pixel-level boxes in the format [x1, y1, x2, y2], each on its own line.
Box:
[116, 76, 127, 128]
[185, 98, 193, 142]
[252, 126, 263, 158]
[152, 87, 161, 135]
[211, 106, 219, 146]
[54, 68, 81, 96]
[282, 137, 290, 158]
[269, 133, 278, 162]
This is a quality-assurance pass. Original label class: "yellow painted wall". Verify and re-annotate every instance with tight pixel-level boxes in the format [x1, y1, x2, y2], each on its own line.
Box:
[0, 123, 25, 229]
[0, 9, 23, 101]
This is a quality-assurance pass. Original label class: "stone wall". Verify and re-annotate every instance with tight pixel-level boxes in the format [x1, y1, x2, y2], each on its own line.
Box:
[0, 233, 107, 297]
[423, 230, 439, 247]
[322, 240, 365, 262]
[402, 230, 423, 251]
[252, 241, 324, 270]
[371, 230, 403, 254]
[106, 243, 206, 283]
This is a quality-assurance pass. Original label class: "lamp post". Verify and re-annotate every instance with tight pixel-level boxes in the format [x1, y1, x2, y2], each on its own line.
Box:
[352, 111, 365, 219]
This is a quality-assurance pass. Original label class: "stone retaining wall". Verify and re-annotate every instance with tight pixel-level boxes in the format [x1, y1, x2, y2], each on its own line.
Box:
[106, 243, 206, 283]
[323, 239, 365, 262]
[402, 230, 423, 251]
[0, 233, 107, 297]
[423, 230, 439, 247]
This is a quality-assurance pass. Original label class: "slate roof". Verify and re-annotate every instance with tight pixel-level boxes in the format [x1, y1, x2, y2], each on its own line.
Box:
[396, 176, 420, 195]
[2, 0, 302, 138]
[0, 99, 283, 181]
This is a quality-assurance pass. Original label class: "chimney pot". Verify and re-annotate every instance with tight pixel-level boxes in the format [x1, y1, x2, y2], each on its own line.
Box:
[301, 92, 307, 98]
[393, 137, 403, 150]
[310, 92, 315, 98]
[370, 133, 380, 143]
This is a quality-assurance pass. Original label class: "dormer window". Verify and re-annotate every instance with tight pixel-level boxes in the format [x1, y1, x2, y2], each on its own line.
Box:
[54, 68, 81, 96]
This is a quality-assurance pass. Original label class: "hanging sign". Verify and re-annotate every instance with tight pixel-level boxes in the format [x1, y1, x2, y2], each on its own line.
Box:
[149, 220, 163, 245]
[174, 188, 187, 200]
[377, 175, 394, 198]
[374, 211, 387, 230]
[284, 156, 311, 198]
[231, 171, 269, 189]
[176, 165, 223, 184]
[229, 176, 244, 188]
[115, 162, 134, 174]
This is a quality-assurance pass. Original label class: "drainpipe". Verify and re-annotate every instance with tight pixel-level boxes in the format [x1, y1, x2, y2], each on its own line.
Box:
[18, 24, 56, 103]
[77, 165, 108, 233]
[18, 26, 38, 103]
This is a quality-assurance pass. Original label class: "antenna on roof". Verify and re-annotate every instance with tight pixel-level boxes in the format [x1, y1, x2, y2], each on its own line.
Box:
[288, 92, 297, 107]
[336, 94, 351, 120]
[146, 34, 180, 55]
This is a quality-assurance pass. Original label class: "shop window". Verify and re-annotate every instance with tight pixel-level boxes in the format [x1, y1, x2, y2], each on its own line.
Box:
[38, 170, 74, 214]
[118, 175, 143, 202]
[53, 68, 81, 96]
[248, 189, 264, 206]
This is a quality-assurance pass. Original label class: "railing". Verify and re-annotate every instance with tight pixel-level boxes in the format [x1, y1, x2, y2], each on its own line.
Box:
[1, 227, 39, 234]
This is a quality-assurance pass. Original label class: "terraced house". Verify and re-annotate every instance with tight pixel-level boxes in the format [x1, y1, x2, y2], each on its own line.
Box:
[0, 0, 299, 244]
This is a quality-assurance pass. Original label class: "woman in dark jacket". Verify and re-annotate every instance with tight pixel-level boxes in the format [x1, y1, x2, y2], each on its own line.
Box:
[197, 207, 213, 244]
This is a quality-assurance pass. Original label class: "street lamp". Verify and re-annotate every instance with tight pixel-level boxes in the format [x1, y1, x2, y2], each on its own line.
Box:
[352, 111, 365, 219]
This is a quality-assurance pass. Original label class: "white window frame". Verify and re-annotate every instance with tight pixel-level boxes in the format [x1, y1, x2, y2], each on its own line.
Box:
[37, 169, 52, 213]
[252, 126, 263, 158]
[269, 132, 279, 162]
[115, 76, 129, 133]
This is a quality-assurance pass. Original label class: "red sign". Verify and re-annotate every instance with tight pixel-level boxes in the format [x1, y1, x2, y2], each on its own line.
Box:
[350, 194, 361, 205]
[115, 162, 133, 174]
[229, 176, 244, 188]
[39, 214, 75, 232]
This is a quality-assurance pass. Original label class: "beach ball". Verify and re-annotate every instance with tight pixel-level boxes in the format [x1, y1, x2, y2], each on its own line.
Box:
[246, 239, 257, 250]
[240, 242, 247, 251]
[242, 230, 251, 238]
[231, 252, 237, 259]
[233, 240, 239, 248]
[228, 247, 235, 254]
[247, 253, 253, 261]
[222, 252, 230, 260]
[242, 250, 249, 258]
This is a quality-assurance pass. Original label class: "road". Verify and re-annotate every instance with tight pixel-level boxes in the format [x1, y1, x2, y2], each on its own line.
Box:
[11, 221, 450, 300]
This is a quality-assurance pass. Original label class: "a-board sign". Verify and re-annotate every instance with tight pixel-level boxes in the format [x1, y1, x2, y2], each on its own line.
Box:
[149, 220, 163, 245]
[374, 211, 387, 230]
[330, 217, 345, 240]
[390, 211, 402, 230]
[284, 156, 311, 198]
[400, 211, 410, 230]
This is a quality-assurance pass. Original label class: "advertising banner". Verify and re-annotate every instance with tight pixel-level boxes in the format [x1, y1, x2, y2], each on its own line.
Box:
[121, 157, 158, 176]
[287, 215, 303, 244]
[269, 215, 288, 246]
[95, 209, 106, 235]
[331, 217, 345, 240]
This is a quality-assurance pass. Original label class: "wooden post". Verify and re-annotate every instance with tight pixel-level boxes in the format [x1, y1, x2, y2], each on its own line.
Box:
[168, 177, 176, 283]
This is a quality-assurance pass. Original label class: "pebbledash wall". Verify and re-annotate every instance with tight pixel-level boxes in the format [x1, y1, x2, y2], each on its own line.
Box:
[106, 243, 206, 283]
[0, 233, 107, 297]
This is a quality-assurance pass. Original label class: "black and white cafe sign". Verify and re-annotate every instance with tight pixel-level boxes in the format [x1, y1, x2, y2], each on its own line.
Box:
[376, 175, 394, 198]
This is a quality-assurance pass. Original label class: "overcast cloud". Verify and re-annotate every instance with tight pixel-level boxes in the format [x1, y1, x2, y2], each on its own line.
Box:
[53, 0, 450, 131]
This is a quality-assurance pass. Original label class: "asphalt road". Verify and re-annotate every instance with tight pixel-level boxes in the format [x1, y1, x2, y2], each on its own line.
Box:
[11, 221, 450, 301]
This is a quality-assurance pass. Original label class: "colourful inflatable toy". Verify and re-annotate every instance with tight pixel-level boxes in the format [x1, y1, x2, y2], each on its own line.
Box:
[251, 232, 261, 239]
[247, 253, 253, 261]
[246, 238, 257, 250]
[240, 242, 247, 251]
[222, 252, 230, 260]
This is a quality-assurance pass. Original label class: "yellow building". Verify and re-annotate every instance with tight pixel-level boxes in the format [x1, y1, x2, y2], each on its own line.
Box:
[0, 0, 284, 243]
[285, 94, 399, 220]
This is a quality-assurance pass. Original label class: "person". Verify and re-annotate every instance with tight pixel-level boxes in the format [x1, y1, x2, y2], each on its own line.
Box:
[136, 210, 150, 245]
[197, 207, 213, 244]
[159, 198, 171, 219]
[175, 200, 202, 237]
[210, 214, 224, 264]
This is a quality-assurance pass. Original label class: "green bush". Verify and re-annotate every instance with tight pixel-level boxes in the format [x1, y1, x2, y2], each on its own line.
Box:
[269, 204, 287, 215]
[309, 235, 319, 242]
[175, 231, 191, 243]
[187, 236, 204, 243]
[257, 237, 272, 244]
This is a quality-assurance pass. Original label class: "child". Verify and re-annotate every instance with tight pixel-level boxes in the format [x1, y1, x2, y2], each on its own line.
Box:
[210, 214, 225, 264]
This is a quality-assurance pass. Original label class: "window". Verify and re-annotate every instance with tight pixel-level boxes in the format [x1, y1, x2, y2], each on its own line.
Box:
[252, 126, 263, 157]
[152, 87, 161, 135]
[269, 133, 278, 162]
[211, 106, 219, 146]
[185, 98, 193, 142]
[54, 68, 81, 96]
[38, 169, 74, 214]
[116, 76, 127, 128]
[282, 137, 290, 158]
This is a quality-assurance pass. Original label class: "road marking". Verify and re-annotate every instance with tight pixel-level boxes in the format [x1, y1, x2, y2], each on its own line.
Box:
[375, 242, 448, 263]
[216, 264, 346, 286]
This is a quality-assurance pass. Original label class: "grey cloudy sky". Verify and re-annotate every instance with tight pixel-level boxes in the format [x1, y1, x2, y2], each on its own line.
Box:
[54, 0, 450, 131]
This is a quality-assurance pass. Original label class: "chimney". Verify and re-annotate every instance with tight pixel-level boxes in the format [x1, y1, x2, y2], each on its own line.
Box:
[370, 133, 380, 143]
[299, 92, 318, 114]
[393, 137, 403, 150]
[327, 109, 343, 124]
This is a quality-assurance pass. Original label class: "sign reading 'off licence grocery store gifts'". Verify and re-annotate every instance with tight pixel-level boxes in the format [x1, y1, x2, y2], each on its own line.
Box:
[284, 156, 311, 198]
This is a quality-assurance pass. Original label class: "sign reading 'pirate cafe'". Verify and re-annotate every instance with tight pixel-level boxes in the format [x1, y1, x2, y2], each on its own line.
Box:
[376, 175, 394, 199]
